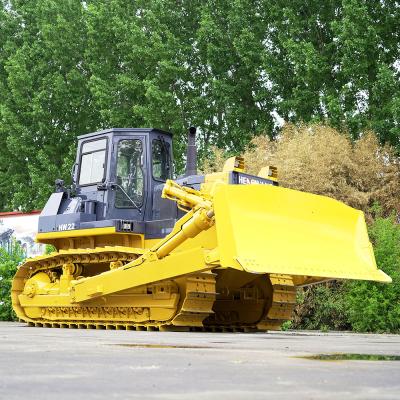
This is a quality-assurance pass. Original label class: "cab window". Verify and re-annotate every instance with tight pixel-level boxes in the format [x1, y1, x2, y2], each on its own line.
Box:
[152, 139, 172, 181]
[79, 138, 107, 185]
[116, 139, 144, 208]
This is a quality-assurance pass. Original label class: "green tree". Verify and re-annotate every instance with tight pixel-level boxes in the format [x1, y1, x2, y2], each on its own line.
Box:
[0, 0, 97, 210]
[0, 1, 20, 210]
[1, 1, 400, 209]
[260, 0, 400, 144]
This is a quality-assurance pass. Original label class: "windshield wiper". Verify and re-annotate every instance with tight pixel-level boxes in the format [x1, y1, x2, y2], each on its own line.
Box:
[98, 182, 142, 213]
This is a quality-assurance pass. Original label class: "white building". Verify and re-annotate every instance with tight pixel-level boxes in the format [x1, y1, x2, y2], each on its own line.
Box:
[0, 211, 45, 257]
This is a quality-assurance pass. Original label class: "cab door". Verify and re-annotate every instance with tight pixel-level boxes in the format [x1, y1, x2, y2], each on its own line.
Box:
[107, 135, 147, 221]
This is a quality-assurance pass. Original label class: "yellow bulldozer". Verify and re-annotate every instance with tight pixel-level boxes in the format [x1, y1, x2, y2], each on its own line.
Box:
[11, 127, 391, 331]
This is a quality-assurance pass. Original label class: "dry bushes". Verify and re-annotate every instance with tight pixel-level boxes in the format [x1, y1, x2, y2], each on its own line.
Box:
[201, 146, 227, 175]
[205, 124, 400, 216]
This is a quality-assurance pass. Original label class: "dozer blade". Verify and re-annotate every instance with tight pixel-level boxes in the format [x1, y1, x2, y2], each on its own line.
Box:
[213, 185, 391, 283]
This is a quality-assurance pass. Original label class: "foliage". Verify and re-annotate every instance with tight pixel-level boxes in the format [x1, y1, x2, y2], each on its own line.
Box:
[0, 1, 399, 210]
[280, 320, 292, 331]
[200, 146, 230, 174]
[292, 216, 400, 333]
[241, 124, 400, 217]
[345, 216, 400, 333]
[45, 244, 56, 255]
[0, 243, 25, 321]
[292, 282, 351, 331]
[0, 0, 97, 211]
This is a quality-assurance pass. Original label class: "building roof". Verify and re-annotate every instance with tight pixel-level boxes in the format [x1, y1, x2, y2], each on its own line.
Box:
[0, 210, 41, 218]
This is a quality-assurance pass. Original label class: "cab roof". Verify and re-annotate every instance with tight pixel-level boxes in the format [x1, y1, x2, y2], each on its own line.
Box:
[77, 128, 173, 140]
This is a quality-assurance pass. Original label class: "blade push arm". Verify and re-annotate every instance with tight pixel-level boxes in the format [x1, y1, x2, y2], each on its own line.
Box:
[71, 180, 215, 302]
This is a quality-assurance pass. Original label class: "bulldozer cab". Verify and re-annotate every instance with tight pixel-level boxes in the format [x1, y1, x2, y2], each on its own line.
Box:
[38, 128, 175, 237]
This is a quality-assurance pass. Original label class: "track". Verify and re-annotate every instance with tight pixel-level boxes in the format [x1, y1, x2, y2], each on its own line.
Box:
[12, 247, 296, 331]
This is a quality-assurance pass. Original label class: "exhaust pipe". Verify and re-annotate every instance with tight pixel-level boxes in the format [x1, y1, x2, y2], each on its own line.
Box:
[185, 126, 197, 176]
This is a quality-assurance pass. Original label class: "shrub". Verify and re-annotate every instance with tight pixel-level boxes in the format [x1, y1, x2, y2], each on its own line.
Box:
[0, 243, 25, 321]
[345, 216, 400, 333]
[242, 124, 400, 218]
[292, 282, 351, 331]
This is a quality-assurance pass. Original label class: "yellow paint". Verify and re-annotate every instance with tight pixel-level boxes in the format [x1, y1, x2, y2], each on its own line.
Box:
[36, 227, 145, 250]
[258, 166, 278, 182]
[222, 156, 245, 172]
[213, 184, 390, 283]
[36, 226, 118, 241]
[72, 247, 212, 302]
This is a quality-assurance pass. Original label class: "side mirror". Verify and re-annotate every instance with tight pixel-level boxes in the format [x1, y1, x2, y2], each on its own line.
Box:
[55, 179, 65, 193]
[71, 163, 78, 184]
